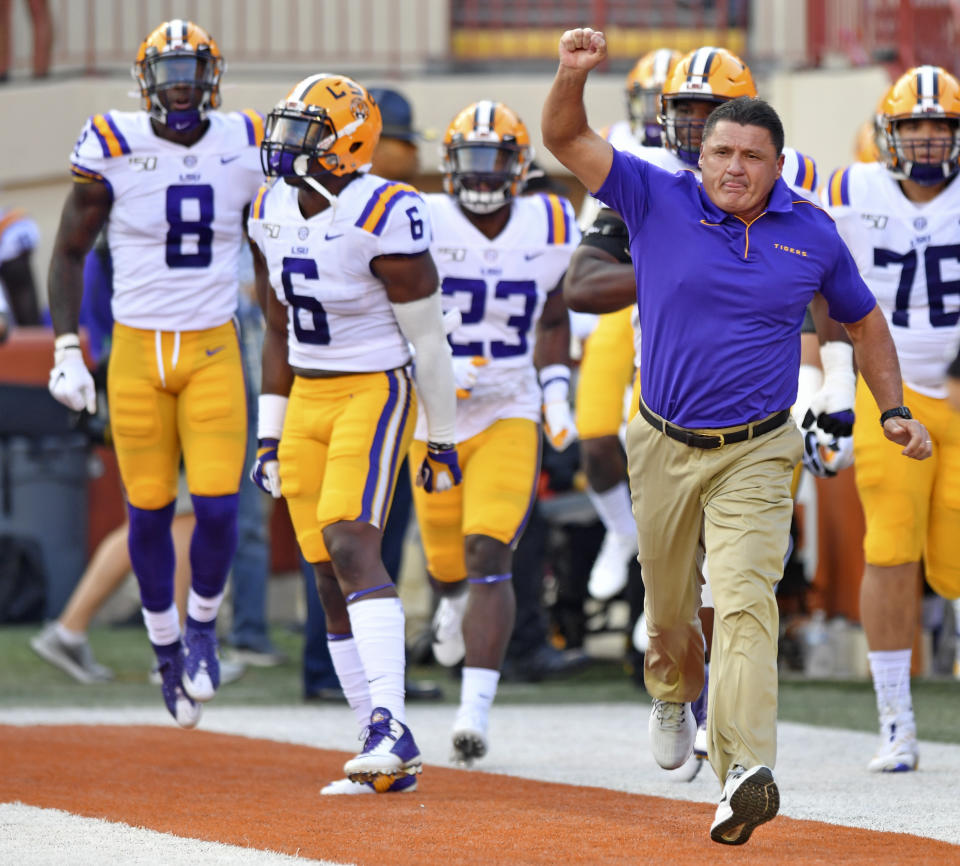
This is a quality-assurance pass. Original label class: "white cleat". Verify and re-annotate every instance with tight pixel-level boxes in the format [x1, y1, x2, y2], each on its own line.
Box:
[587, 531, 638, 600]
[321, 775, 417, 795]
[451, 711, 489, 767]
[431, 594, 468, 667]
[867, 717, 919, 773]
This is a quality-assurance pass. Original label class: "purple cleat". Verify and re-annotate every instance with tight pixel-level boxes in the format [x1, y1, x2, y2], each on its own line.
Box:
[182, 617, 220, 702]
[153, 640, 201, 729]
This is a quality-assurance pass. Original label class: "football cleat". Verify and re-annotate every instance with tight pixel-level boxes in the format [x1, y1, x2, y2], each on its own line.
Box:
[321, 774, 418, 795]
[431, 593, 468, 667]
[867, 717, 919, 772]
[343, 707, 422, 785]
[181, 618, 221, 702]
[154, 643, 202, 729]
[710, 764, 780, 845]
[451, 711, 489, 767]
[649, 699, 696, 770]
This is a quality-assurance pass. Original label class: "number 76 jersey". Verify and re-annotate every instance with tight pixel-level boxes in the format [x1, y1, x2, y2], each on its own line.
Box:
[823, 161, 960, 398]
[419, 192, 580, 442]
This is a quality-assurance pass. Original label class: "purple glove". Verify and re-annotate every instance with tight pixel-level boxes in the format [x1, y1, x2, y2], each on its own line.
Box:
[416, 442, 462, 493]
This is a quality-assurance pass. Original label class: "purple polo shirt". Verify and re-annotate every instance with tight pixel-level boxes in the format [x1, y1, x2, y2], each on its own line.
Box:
[595, 148, 876, 428]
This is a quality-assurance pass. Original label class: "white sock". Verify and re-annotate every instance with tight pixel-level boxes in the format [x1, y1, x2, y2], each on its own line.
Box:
[347, 597, 407, 723]
[328, 636, 373, 733]
[868, 649, 913, 726]
[141, 604, 180, 647]
[55, 623, 86, 646]
[587, 480, 637, 538]
[187, 589, 223, 623]
[457, 666, 500, 732]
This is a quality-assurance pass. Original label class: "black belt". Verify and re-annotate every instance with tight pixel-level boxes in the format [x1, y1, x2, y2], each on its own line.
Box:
[638, 401, 790, 450]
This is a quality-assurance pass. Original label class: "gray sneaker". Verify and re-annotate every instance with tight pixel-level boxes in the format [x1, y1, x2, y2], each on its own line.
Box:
[30, 623, 114, 684]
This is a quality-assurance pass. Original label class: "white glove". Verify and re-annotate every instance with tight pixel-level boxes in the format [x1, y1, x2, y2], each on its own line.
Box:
[539, 364, 577, 451]
[452, 356, 487, 399]
[801, 430, 855, 478]
[48, 333, 96, 414]
[805, 342, 855, 445]
[543, 398, 578, 451]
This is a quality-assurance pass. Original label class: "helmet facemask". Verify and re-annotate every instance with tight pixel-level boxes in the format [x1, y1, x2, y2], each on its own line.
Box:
[137, 48, 221, 132]
[628, 87, 664, 146]
[882, 117, 960, 185]
[445, 141, 525, 215]
[660, 96, 725, 167]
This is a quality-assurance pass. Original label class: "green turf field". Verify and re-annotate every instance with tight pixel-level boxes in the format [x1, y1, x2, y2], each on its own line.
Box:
[2, 624, 957, 744]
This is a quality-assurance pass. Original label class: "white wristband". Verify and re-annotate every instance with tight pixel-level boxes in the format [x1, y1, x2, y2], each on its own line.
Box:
[54, 333, 81, 351]
[257, 393, 288, 441]
[539, 364, 571, 404]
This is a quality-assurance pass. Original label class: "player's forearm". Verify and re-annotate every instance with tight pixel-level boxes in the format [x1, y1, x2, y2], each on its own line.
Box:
[844, 304, 904, 413]
[47, 250, 85, 335]
[563, 256, 635, 313]
[534, 312, 571, 370]
[260, 322, 293, 397]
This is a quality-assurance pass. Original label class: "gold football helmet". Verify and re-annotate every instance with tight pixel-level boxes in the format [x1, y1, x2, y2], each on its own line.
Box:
[877, 65, 960, 184]
[625, 48, 682, 145]
[132, 19, 224, 131]
[659, 46, 757, 166]
[262, 74, 382, 192]
[442, 100, 533, 214]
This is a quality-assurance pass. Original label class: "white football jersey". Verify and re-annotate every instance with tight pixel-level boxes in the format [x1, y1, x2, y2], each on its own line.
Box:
[418, 193, 580, 442]
[247, 174, 432, 373]
[823, 161, 960, 397]
[70, 110, 264, 331]
[0, 207, 39, 321]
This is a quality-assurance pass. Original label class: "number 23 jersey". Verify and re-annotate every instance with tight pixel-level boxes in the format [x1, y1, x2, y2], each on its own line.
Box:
[418, 192, 580, 442]
[70, 109, 265, 331]
[824, 161, 960, 398]
[246, 174, 432, 372]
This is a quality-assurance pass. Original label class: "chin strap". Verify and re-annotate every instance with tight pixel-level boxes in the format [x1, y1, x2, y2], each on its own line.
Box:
[293, 153, 339, 207]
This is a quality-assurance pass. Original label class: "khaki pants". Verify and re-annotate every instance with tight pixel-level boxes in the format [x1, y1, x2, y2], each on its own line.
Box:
[625, 410, 802, 781]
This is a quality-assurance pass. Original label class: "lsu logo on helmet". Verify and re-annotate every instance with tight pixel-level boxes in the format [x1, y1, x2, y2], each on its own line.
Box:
[261, 74, 382, 182]
[625, 48, 682, 145]
[876, 65, 960, 185]
[132, 19, 224, 132]
[659, 47, 757, 165]
[442, 100, 533, 215]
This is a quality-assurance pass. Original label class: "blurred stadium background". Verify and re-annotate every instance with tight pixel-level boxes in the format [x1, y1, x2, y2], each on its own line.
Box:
[1, 0, 959, 696]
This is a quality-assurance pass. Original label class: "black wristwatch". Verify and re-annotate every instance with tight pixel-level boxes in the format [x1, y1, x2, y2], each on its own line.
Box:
[879, 405, 913, 426]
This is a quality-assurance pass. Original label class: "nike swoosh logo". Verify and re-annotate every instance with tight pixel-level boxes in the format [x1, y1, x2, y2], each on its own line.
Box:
[220, 155, 241, 164]
[524, 251, 544, 260]
[206, 346, 225, 357]
[325, 232, 344, 241]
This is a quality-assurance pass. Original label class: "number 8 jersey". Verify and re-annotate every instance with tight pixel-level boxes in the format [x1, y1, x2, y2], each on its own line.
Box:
[824, 161, 960, 397]
[246, 174, 432, 372]
[70, 109, 265, 330]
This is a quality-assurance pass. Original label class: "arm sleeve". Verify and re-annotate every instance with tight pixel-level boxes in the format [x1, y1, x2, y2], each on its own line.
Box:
[579, 209, 632, 264]
[391, 291, 456, 443]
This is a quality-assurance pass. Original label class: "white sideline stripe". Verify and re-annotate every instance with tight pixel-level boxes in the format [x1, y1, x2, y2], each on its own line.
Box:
[3, 704, 960, 848]
[0, 802, 346, 866]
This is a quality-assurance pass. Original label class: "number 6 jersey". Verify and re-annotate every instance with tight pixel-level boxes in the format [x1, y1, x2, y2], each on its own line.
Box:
[70, 109, 265, 331]
[824, 161, 960, 398]
[246, 174, 432, 372]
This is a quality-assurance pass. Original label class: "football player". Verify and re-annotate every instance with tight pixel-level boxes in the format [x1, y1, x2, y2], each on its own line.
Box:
[0, 205, 41, 333]
[247, 74, 460, 793]
[822, 65, 960, 772]
[412, 100, 580, 766]
[564, 45, 826, 781]
[47, 20, 264, 728]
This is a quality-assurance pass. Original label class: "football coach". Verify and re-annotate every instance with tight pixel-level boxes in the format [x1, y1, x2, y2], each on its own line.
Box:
[541, 27, 932, 846]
